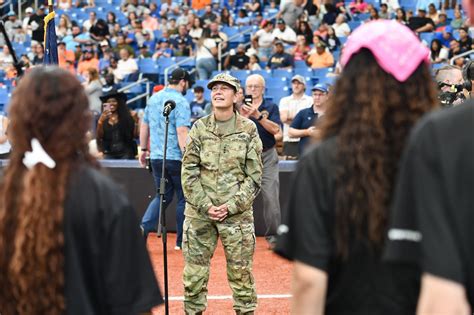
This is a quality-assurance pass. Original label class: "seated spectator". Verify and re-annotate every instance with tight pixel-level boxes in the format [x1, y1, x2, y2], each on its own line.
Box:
[435, 25, 455, 47]
[368, 6, 380, 20]
[12, 24, 27, 43]
[4, 11, 22, 39]
[189, 85, 210, 122]
[224, 44, 250, 70]
[83, 11, 97, 32]
[152, 38, 174, 59]
[381, 0, 400, 14]
[379, 3, 390, 19]
[56, 15, 72, 40]
[427, 3, 440, 24]
[77, 49, 99, 77]
[448, 39, 466, 66]
[290, 35, 311, 61]
[113, 48, 138, 81]
[395, 7, 407, 24]
[235, 9, 251, 26]
[248, 54, 262, 70]
[99, 47, 114, 72]
[408, 8, 435, 33]
[142, 8, 159, 31]
[267, 41, 294, 69]
[349, 0, 368, 14]
[137, 44, 152, 58]
[102, 72, 120, 93]
[450, 8, 464, 29]
[173, 38, 192, 56]
[167, 18, 179, 35]
[325, 26, 341, 52]
[170, 25, 194, 52]
[177, 6, 192, 26]
[160, 0, 180, 18]
[113, 33, 135, 57]
[220, 7, 234, 26]
[189, 17, 204, 42]
[458, 27, 472, 51]
[252, 11, 264, 26]
[296, 20, 313, 46]
[430, 38, 449, 64]
[314, 23, 328, 40]
[89, 18, 109, 42]
[273, 18, 297, 45]
[252, 19, 275, 62]
[244, 0, 262, 13]
[332, 14, 351, 37]
[58, 41, 75, 74]
[307, 42, 334, 68]
[0, 45, 13, 71]
[209, 22, 229, 51]
[97, 91, 139, 159]
[63, 25, 91, 52]
[435, 12, 449, 31]
[201, 5, 218, 26]
[32, 43, 44, 65]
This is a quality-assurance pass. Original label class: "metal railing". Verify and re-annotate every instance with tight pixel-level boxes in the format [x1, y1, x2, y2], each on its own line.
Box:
[450, 49, 474, 65]
[118, 77, 151, 106]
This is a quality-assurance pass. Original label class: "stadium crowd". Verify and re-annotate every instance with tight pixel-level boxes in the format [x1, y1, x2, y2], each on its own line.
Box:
[0, 0, 471, 158]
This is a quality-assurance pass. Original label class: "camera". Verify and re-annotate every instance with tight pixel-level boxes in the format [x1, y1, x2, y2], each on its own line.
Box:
[437, 82, 465, 107]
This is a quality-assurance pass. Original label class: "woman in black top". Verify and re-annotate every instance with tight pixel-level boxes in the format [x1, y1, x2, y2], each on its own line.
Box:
[275, 21, 438, 314]
[0, 67, 162, 314]
[96, 91, 138, 159]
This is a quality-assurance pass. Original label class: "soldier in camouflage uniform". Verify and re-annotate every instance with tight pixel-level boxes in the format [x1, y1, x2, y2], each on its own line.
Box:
[181, 73, 263, 315]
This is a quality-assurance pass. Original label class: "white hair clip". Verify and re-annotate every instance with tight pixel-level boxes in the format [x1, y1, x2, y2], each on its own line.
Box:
[22, 138, 56, 170]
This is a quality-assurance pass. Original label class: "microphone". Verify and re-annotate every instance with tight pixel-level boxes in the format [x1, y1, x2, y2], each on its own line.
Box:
[163, 100, 176, 116]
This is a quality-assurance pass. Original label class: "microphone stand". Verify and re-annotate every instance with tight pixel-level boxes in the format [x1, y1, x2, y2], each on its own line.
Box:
[158, 112, 170, 315]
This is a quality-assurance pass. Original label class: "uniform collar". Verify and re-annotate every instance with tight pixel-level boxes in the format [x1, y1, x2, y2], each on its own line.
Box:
[206, 111, 245, 136]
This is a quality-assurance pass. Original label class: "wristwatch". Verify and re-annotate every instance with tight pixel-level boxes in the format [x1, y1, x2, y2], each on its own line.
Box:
[257, 113, 265, 121]
[141, 148, 148, 152]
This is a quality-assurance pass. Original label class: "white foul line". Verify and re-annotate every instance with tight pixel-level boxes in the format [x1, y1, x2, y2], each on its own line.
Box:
[168, 294, 292, 301]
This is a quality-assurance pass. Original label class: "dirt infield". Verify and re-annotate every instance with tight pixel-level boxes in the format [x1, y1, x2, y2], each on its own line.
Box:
[147, 233, 293, 314]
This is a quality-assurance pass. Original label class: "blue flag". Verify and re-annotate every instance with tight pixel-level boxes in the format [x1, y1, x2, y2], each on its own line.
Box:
[43, 12, 58, 64]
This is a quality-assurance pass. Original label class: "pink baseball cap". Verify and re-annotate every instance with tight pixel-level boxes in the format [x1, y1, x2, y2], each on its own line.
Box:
[341, 20, 430, 82]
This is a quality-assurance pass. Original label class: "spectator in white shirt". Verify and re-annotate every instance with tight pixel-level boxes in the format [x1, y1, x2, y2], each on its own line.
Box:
[273, 18, 297, 45]
[252, 19, 275, 62]
[332, 14, 351, 37]
[113, 48, 138, 82]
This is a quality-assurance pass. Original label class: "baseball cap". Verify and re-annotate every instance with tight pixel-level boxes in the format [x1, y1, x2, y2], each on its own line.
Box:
[38, 5, 45, 10]
[207, 72, 241, 92]
[25, 7, 34, 13]
[291, 75, 306, 85]
[311, 83, 329, 93]
[341, 20, 429, 82]
[274, 40, 284, 46]
[169, 68, 192, 84]
[7, 11, 15, 17]
[316, 41, 326, 48]
[276, 18, 285, 24]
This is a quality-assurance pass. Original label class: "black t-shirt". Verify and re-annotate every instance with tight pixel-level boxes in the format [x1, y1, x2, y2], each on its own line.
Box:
[275, 137, 419, 314]
[384, 102, 474, 307]
[229, 53, 250, 70]
[64, 165, 163, 314]
[28, 13, 46, 42]
[408, 17, 435, 31]
[248, 100, 282, 150]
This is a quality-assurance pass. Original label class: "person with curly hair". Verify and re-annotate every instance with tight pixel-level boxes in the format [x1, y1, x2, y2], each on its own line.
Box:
[0, 67, 162, 314]
[275, 20, 438, 314]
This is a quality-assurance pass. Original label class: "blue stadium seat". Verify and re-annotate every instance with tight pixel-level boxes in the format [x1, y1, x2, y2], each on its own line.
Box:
[312, 67, 331, 79]
[266, 86, 290, 104]
[265, 77, 288, 88]
[294, 67, 312, 77]
[251, 69, 271, 79]
[230, 69, 251, 84]
[420, 32, 435, 45]
[222, 26, 240, 37]
[348, 21, 362, 31]
[272, 69, 293, 80]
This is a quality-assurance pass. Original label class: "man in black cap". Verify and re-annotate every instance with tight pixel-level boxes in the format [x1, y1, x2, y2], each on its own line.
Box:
[140, 68, 192, 250]
[267, 41, 294, 70]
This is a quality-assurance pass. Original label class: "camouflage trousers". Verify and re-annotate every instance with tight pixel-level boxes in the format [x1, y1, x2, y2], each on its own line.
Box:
[182, 217, 257, 314]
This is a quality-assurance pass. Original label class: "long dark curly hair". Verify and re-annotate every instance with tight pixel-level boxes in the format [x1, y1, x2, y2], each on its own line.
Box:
[0, 67, 98, 314]
[318, 48, 438, 257]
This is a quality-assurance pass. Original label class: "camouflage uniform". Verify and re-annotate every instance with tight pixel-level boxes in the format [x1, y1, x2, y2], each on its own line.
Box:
[181, 112, 263, 314]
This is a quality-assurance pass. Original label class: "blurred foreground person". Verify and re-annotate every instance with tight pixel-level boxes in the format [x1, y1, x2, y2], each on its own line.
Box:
[0, 67, 162, 314]
[385, 0, 474, 311]
[275, 20, 438, 314]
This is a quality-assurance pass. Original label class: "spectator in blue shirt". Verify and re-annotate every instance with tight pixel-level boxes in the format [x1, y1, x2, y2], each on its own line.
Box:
[139, 68, 192, 250]
[189, 85, 210, 123]
[289, 83, 329, 154]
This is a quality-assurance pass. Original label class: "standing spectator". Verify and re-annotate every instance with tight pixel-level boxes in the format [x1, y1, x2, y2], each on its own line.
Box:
[181, 73, 262, 315]
[273, 18, 297, 45]
[0, 66, 162, 315]
[189, 85, 210, 122]
[288, 83, 329, 155]
[241, 74, 281, 248]
[195, 29, 217, 80]
[267, 41, 294, 69]
[307, 42, 335, 68]
[252, 19, 275, 62]
[83, 67, 103, 113]
[224, 44, 250, 70]
[97, 91, 138, 159]
[279, 75, 313, 157]
[244, 0, 262, 13]
[139, 68, 192, 249]
[279, 0, 305, 29]
[28, 6, 46, 43]
[275, 20, 438, 314]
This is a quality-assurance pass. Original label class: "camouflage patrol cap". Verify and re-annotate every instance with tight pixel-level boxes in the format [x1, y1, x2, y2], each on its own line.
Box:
[207, 73, 241, 92]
